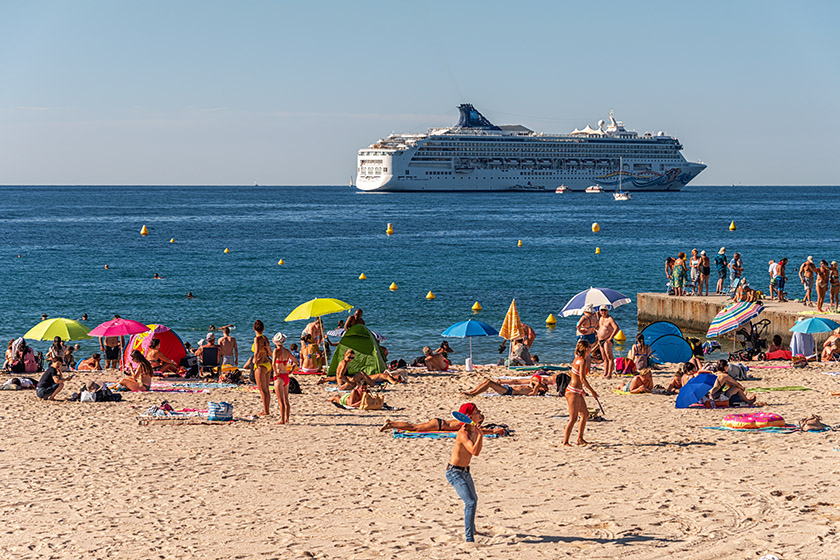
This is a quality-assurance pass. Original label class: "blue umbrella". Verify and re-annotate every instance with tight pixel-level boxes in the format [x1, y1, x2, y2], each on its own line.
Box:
[675, 373, 717, 409]
[441, 319, 499, 363]
[789, 317, 840, 334]
[560, 287, 632, 317]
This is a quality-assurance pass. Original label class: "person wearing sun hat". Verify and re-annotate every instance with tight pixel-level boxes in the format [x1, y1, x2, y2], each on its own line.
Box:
[446, 403, 484, 543]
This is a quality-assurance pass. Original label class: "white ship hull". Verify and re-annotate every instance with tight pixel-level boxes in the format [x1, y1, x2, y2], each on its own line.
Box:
[355, 104, 706, 193]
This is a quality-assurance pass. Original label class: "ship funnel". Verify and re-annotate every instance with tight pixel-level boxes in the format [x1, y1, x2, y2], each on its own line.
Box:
[455, 104, 500, 130]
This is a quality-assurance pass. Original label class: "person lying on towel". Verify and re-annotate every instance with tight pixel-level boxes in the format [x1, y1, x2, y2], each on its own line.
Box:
[379, 417, 506, 435]
[317, 349, 404, 388]
[615, 368, 653, 394]
[461, 376, 547, 397]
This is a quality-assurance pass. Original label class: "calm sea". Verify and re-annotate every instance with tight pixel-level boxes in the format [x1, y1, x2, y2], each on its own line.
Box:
[1, 185, 837, 365]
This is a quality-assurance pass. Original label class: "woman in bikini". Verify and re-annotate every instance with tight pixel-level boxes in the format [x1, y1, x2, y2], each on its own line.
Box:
[146, 338, 178, 373]
[272, 332, 297, 425]
[252, 320, 272, 416]
[829, 261, 839, 312]
[563, 340, 598, 447]
[627, 333, 651, 371]
[379, 417, 505, 435]
[116, 350, 153, 391]
[299, 333, 323, 373]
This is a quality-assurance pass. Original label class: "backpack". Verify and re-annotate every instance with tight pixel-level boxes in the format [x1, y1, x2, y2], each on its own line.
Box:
[288, 376, 301, 394]
[555, 372, 571, 395]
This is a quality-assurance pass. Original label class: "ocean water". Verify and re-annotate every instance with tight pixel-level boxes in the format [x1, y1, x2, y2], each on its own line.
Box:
[1, 185, 837, 365]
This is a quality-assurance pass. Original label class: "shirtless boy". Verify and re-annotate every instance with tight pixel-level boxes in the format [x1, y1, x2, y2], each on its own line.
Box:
[218, 326, 238, 366]
[596, 306, 619, 378]
[446, 403, 484, 543]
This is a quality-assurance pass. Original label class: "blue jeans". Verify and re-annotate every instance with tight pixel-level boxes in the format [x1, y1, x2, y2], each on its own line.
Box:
[446, 467, 477, 542]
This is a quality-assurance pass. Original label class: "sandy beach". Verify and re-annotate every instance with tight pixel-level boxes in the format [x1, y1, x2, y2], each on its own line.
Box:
[1, 359, 839, 560]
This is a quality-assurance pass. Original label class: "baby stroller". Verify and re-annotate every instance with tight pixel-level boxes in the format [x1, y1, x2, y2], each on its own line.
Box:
[728, 319, 769, 361]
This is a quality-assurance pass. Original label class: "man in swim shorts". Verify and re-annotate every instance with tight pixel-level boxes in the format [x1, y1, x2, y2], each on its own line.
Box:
[218, 326, 238, 366]
[775, 258, 788, 302]
[596, 306, 619, 379]
[576, 304, 598, 344]
[799, 256, 817, 306]
[446, 403, 484, 543]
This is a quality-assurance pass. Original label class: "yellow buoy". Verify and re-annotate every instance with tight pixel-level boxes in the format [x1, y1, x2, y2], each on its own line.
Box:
[595, 247, 601, 254]
[426, 291, 435, 300]
[386, 223, 394, 235]
[614, 329, 626, 342]
[729, 221, 736, 231]
[471, 301, 482, 312]
[140, 225, 149, 236]
[592, 222, 600, 233]
[517, 239, 523, 247]
[359, 273, 367, 280]
[546, 313, 557, 325]
[169, 238, 174, 243]
[224, 248, 230, 253]
[389, 282, 398, 291]
[277, 259, 285, 265]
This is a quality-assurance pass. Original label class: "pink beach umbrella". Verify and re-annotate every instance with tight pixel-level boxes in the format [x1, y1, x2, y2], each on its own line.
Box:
[88, 318, 152, 372]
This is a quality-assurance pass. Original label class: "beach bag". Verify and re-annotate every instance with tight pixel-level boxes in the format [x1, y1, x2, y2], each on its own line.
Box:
[208, 401, 233, 421]
[555, 372, 571, 395]
[799, 414, 829, 432]
[288, 376, 301, 394]
[359, 391, 384, 411]
[728, 363, 748, 381]
[80, 390, 97, 402]
[792, 355, 808, 368]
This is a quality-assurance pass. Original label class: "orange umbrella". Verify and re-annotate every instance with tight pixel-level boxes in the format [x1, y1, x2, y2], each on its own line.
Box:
[499, 299, 524, 341]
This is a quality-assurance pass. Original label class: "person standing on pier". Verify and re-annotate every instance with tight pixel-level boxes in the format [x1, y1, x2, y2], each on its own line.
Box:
[799, 256, 817, 307]
[715, 248, 728, 294]
[776, 258, 788, 302]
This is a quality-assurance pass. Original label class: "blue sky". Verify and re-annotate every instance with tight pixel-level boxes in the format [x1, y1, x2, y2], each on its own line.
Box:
[0, 0, 837, 185]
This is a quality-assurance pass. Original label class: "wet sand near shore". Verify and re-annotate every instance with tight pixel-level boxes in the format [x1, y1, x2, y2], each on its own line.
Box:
[1, 361, 839, 559]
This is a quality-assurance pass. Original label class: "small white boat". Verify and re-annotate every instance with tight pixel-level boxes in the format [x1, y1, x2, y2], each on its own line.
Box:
[585, 185, 603, 193]
[555, 185, 569, 194]
[613, 191, 632, 201]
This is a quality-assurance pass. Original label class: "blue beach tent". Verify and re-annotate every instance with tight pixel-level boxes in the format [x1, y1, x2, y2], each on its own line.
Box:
[640, 321, 683, 343]
[649, 334, 694, 365]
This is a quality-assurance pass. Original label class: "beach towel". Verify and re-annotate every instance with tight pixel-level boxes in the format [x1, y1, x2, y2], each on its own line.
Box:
[703, 425, 800, 434]
[482, 393, 554, 398]
[393, 430, 498, 439]
[509, 365, 569, 372]
[747, 386, 811, 392]
[149, 387, 210, 393]
[751, 365, 792, 369]
[170, 382, 238, 389]
[612, 389, 652, 395]
[820, 372, 840, 376]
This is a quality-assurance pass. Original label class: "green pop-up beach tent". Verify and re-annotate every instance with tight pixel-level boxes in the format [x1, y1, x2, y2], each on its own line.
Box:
[328, 324, 387, 375]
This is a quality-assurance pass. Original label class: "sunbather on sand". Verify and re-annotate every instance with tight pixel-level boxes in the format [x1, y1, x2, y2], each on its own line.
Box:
[379, 418, 505, 435]
[328, 383, 366, 408]
[115, 351, 153, 391]
[316, 349, 404, 387]
[461, 376, 547, 397]
[616, 368, 653, 393]
[708, 360, 760, 406]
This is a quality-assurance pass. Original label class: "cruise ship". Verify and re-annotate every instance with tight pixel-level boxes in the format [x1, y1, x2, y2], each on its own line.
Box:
[355, 104, 706, 192]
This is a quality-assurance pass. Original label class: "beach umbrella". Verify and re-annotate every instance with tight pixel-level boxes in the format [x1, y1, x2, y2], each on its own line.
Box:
[560, 287, 632, 317]
[88, 318, 151, 373]
[705, 302, 764, 338]
[675, 372, 717, 409]
[789, 317, 840, 334]
[499, 299, 523, 341]
[284, 298, 353, 322]
[441, 319, 499, 364]
[285, 298, 354, 367]
[88, 318, 151, 338]
[23, 318, 91, 341]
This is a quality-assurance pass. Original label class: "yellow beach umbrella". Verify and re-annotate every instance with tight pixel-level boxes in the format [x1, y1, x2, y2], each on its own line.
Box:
[499, 299, 524, 341]
[284, 298, 353, 322]
[24, 318, 92, 341]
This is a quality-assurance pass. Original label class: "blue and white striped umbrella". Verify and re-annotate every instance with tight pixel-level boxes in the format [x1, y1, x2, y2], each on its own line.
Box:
[560, 287, 632, 317]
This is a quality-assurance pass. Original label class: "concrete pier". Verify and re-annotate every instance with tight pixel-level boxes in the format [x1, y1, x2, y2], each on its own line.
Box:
[637, 293, 838, 346]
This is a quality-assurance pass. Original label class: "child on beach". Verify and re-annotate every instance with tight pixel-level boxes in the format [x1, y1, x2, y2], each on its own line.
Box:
[446, 403, 484, 543]
[563, 340, 598, 446]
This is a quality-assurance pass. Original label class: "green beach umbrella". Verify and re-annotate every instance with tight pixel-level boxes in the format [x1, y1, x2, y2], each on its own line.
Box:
[24, 318, 92, 341]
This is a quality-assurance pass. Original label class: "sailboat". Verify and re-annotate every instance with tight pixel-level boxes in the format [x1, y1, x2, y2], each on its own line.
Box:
[613, 157, 632, 201]
[253, 180, 259, 187]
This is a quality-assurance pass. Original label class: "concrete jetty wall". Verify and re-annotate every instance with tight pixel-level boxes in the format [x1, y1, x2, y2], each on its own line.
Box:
[636, 293, 834, 346]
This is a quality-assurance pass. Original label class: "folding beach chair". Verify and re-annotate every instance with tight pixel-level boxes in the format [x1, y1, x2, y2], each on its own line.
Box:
[198, 347, 221, 378]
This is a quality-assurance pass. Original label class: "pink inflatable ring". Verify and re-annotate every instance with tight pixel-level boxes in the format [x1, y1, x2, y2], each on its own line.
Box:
[722, 412, 785, 429]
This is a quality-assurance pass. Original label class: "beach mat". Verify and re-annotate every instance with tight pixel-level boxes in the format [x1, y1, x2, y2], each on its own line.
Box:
[703, 424, 800, 434]
[747, 386, 811, 392]
[154, 382, 238, 389]
[393, 430, 498, 439]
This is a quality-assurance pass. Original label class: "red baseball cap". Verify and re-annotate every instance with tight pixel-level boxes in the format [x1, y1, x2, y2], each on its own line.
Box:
[459, 403, 476, 416]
